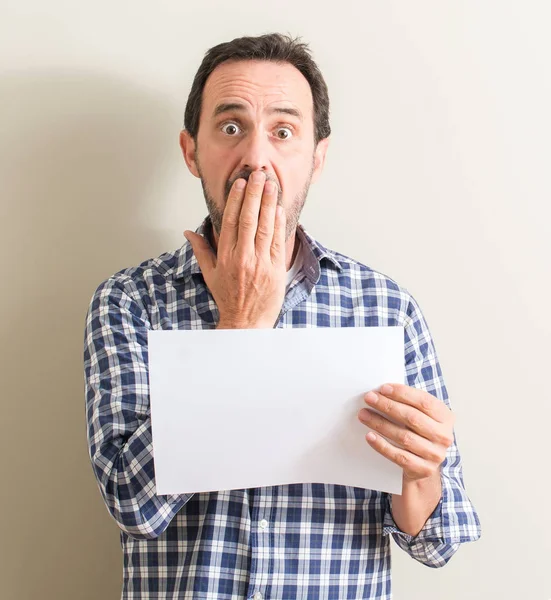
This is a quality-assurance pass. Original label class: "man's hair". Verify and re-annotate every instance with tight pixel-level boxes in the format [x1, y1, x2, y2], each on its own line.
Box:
[183, 33, 331, 145]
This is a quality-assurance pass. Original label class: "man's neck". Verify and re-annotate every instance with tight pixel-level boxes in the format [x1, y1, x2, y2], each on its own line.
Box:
[206, 220, 300, 272]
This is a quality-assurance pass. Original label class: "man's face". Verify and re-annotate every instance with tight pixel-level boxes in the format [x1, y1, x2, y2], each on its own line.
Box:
[180, 60, 329, 241]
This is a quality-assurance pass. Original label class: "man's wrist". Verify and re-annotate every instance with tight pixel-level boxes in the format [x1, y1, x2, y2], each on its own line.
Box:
[391, 471, 442, 537]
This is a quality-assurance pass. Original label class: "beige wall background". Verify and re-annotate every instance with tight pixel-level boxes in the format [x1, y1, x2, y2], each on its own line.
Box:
[1, 1, 549, 599]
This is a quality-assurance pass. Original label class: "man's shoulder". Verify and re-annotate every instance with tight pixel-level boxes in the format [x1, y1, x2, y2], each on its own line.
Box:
[90, 246, 183, 301]
[318, 246, 428, 331]
[300, 225, 409, 299]
[319, 243, 411, 298]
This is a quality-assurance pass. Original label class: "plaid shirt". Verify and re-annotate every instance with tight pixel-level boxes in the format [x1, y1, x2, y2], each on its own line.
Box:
[84, 216, 481, 599]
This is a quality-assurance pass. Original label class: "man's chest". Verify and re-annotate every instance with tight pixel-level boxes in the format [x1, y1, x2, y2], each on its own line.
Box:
[140, 276, 397, 331]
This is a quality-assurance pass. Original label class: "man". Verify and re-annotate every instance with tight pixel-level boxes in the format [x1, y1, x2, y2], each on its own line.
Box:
[84, 33, 481, 599]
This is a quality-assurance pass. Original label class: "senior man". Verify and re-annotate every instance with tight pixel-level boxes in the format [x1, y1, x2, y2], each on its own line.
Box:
[84, 33, 481, 600]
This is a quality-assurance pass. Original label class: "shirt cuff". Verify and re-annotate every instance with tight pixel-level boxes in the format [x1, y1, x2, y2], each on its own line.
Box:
[382, 478, 445, 545]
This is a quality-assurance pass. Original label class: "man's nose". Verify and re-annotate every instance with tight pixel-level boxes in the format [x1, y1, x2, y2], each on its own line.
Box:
[239, 128, 271, 174]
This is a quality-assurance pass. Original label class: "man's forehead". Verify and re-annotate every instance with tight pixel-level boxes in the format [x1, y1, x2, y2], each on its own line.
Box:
[202, 60, 313, 115]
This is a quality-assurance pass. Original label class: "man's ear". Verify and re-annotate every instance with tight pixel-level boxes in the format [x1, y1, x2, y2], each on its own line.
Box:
[179, 129, 200, 178]
[311, 137, 330, 185]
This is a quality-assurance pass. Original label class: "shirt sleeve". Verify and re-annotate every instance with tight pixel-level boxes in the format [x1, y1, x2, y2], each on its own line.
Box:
[83, 275, 192, 540]
[382, 292, 482, 567]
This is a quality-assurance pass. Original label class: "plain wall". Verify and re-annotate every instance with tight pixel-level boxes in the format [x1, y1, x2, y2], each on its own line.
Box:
[1, 1, 549, 599]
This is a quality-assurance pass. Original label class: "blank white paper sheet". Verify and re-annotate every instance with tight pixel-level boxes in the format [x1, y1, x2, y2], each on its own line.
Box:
[148, 326, 405, 496]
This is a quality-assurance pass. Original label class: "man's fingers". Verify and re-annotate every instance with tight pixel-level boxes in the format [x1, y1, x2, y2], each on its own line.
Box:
[358, 408, 446, 464]
[364, 390, 450, 446]
[255, 179, 278, 255]
[377, 383, 451, 424]
[237, 171, 265, 253]
[219, 178, 246, 251]
[270, 204, 286, 266]
[184, 231, 217, 278]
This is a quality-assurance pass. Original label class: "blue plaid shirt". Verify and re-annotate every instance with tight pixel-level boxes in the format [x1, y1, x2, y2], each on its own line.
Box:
[84, 216, 481, 599]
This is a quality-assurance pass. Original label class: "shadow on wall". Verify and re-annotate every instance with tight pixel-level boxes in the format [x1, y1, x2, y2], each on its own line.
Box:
[0, 70, 183, 600]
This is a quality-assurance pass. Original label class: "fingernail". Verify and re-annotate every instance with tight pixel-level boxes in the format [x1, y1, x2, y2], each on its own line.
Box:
[365, 392, 378, 404]
[252, 171, 264, 183]
[235, 179, 246, 190]
[359, 408, 372, 420]
[381, 384, 393, 395]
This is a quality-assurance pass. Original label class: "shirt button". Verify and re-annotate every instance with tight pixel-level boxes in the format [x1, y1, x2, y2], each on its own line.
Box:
[253, 593, 263, 600]
[259, 519, 268, 529]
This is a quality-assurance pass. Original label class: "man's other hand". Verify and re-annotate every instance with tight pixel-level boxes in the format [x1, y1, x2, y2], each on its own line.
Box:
[358, 383, 455, 483]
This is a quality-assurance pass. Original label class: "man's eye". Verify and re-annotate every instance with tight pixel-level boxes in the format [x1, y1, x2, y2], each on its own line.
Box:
[221, 123, 241, 136]
[275, 127, 293, 140]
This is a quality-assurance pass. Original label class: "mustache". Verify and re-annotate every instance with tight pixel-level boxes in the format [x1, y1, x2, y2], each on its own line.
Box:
[224, 170, 281, 199]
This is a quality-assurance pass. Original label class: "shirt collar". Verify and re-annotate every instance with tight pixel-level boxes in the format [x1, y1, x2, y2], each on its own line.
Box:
[171, 215, 343, 283]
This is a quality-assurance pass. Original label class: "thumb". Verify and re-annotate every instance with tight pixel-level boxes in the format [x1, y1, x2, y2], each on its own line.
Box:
[184, 231, 216, 276]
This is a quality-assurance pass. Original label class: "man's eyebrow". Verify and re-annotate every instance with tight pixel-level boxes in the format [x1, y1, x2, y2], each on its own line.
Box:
[212, 102, 303, 121]
[267, 106, 303, 120]
[212, 103, 248, 118]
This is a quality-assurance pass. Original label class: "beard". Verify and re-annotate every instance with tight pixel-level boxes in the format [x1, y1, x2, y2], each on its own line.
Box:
[196, 158, 315, 242]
